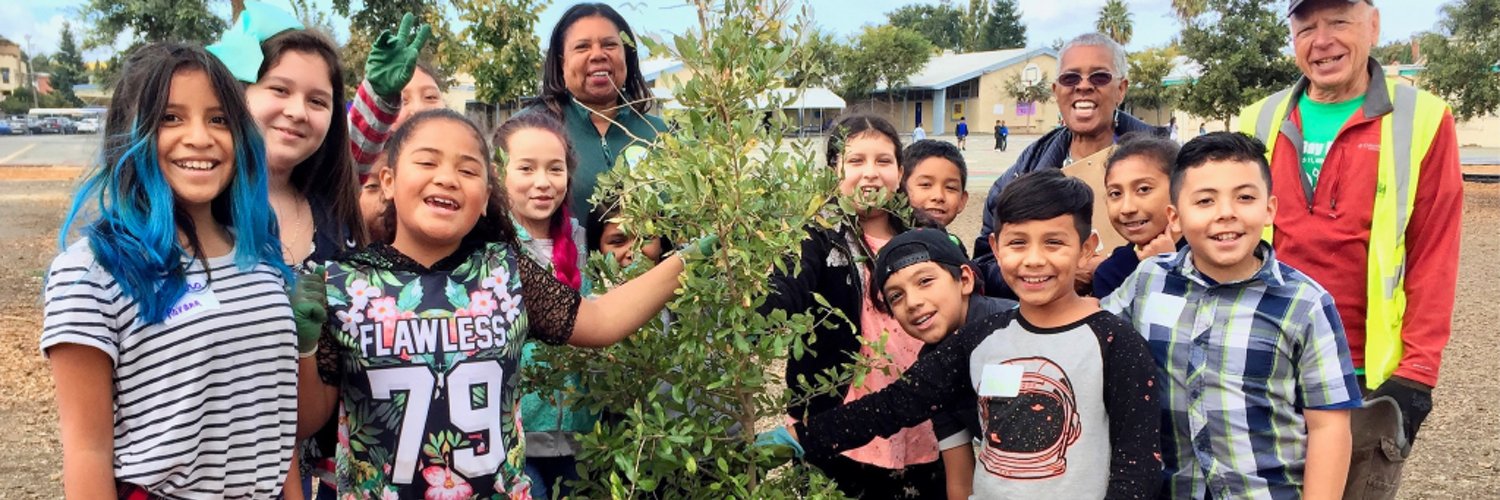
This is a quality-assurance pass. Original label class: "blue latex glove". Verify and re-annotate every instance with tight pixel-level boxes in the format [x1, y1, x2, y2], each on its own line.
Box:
[754, 426, 804, 461]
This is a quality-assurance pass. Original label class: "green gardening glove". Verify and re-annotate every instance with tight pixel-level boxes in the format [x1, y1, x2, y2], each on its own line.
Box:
[291, 267, 328, 357]
[677, 234, 720, 261]
[365, 13, 433, 98]
[753, 427, 805, 467]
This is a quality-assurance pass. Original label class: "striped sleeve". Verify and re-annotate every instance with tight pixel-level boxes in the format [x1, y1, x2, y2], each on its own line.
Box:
[348, 80, 400, 175]
[1296, 283, 1362, 410]
[39, 245, 121, 364]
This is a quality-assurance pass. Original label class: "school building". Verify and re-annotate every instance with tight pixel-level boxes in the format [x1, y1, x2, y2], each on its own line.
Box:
[0, 37, 26, 100]
[850, 47, 1061, 136]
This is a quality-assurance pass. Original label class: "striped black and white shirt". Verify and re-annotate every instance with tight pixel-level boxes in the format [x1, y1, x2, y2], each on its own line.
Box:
[40, 240, 298, 499]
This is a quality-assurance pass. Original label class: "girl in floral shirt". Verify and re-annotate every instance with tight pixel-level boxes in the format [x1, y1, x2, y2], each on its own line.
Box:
[297, 109, 707, 498]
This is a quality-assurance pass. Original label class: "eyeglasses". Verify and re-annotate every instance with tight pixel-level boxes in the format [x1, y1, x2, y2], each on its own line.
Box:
[1056, 71, 1117, 87]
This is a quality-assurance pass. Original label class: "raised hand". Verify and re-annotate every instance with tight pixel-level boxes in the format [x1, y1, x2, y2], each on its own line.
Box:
[366, 13, 433, 98]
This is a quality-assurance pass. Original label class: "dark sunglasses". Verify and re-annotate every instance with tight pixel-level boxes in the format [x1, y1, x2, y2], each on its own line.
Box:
[1056, 71, 1117, 87]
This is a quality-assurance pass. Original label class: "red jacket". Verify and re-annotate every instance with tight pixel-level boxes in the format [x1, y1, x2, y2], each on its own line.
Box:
[1268, 82, 1464, 388]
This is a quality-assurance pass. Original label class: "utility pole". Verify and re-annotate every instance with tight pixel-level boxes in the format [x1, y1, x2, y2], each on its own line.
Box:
[24, 34, 37, 107]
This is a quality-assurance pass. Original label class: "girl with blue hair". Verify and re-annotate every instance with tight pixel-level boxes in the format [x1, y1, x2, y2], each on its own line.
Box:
[41, 42, 301, 498]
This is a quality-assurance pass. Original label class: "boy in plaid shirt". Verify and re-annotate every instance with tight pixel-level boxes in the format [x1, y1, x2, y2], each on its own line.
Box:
[1102, 132, 1361, 499]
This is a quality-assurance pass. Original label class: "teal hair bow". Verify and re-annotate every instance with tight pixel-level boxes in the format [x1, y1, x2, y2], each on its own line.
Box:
[207, 1, 306, 83]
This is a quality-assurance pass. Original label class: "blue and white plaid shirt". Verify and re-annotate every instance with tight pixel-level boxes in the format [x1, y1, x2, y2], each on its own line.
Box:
[1101, 242, 1361, 500]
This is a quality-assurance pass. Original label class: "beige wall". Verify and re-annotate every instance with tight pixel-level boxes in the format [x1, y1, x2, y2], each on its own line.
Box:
[968, 53, 1060, 135]
[854, 96, 936, 135]
[0, 50, 24, 95]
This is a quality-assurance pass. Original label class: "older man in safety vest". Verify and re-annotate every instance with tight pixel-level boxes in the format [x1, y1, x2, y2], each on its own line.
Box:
[1238, 1, 1462, 498]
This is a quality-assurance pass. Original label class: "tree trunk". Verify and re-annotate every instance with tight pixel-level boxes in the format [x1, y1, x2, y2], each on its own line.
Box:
[232, 0, 246, 19]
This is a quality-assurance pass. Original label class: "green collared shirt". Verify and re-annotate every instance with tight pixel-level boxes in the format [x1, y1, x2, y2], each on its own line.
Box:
[561, 99, 668, 219]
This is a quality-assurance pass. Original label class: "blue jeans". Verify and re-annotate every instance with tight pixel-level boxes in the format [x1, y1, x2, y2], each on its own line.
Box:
[525, 455, 579, 499]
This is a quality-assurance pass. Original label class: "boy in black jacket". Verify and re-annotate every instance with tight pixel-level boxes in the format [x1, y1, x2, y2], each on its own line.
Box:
[869, 228, 1017, 499]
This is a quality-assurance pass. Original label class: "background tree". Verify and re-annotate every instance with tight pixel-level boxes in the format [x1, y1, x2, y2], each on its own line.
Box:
[1096, 0, 1134, 46]
[1171, 0, 1207, 23]
[1003, 69, 1052, 130]
[886, 2, 964, 51]
[838, 24, 933, 101]
[1373, 39, 1417, 65]
[80, 0, 226, 52]
[786, 27, 845, 88]
[289, 0, 337, 35]
[536, 0, 856, 496]
[1417, 0, 1500, 122]
[980, 0, 1027, 50]
[445, 0, 547, 107]
[1126, 45, 1177, 123]
[51, 22, 89, 107]
[1177, 0, 1298, 128]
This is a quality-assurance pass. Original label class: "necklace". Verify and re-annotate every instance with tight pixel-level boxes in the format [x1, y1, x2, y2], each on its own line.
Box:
[274, 194, 310, 263]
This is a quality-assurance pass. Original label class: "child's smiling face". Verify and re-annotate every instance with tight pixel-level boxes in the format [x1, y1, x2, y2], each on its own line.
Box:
[1172, 158, 1277, 283]
[881, 261, 975, 344]
[502, 127, 570, 237]
[904, 157, 968, 227]
[157, 69, 235, 215]
[1105, 155, 1172, 247]
[382, 119, 491, 250]
[990, 214, 1091, 309]
[836, 133, 901, 211]
[245, 50, 334, 174]
[598, 220, 663, 268]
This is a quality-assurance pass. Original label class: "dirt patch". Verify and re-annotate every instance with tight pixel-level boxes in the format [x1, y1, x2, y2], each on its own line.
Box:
[0, 166, 85, 182]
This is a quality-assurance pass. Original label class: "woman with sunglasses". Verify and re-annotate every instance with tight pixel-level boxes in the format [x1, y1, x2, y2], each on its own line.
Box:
[970, 32, 1170, 300]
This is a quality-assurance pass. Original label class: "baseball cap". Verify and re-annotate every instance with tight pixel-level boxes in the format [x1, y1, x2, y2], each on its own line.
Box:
[1288, 0, 1370, 16]
[873, 228, 970, 297]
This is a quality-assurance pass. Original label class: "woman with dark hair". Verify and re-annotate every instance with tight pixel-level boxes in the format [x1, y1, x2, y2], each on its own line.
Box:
[532, 2, 668, 221]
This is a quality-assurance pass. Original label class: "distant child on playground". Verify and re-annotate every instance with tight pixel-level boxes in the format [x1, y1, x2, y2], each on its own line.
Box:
[1102, 132, 1361, 499]
[1092, 133, 1182, 298]
[782, 169, 1163, 499]
[955, 116, 970, 151]
[43, 43, 300, 498]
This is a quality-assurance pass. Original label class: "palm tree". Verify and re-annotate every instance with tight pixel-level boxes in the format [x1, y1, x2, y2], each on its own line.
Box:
[1171, 0, 1207, 23]
[1096, 0, 1134, 46]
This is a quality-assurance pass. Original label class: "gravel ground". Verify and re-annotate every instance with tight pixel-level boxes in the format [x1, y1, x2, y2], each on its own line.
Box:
[0, 167, 1494, 498]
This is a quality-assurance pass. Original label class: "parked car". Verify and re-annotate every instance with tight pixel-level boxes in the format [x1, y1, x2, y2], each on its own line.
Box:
[5, 117, 25, 135]
[0, 120, 9, 135]
[29, 117, 77, 135]
[75, 118, 100, 134]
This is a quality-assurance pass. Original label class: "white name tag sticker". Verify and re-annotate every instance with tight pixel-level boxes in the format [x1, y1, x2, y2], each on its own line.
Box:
[165, 280, 222, 325]
[978, 363, 1024, 398]
[1142, 292, 1188, 328]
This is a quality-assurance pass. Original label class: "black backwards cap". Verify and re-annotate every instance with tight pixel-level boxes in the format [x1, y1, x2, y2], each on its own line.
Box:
[873, 228, 970, 297]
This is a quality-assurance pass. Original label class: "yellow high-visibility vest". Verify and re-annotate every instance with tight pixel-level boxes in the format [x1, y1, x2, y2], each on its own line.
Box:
[1239, 78, 1448, 390]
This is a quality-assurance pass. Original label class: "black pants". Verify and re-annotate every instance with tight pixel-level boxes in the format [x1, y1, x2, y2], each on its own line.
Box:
[808, 453, 947, 499]
[996, 135, 1007, 151]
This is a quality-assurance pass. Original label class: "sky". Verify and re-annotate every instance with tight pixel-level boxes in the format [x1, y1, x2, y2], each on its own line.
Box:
[6, 0, 1454, 62]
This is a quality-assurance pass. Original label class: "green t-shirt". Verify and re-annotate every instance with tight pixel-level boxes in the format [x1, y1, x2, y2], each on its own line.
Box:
[1297, 93, 1365, 189]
